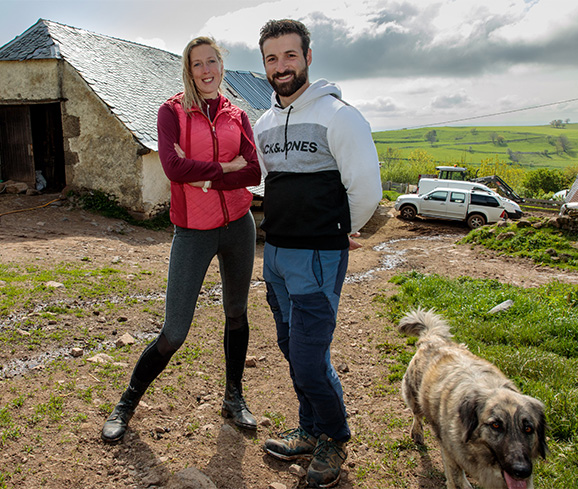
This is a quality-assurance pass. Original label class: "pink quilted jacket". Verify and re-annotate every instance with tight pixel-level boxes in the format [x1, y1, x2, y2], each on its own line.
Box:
[167, 94, 254, 230]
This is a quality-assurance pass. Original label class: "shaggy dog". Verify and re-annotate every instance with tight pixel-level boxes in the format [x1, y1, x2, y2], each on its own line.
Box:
[399, 308, 547, 489]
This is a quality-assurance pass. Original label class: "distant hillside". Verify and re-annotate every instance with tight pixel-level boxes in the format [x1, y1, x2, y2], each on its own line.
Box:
[373, 123, 578, 171]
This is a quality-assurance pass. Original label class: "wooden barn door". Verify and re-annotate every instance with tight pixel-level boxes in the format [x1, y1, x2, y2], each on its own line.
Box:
[0, 105, 35, 186]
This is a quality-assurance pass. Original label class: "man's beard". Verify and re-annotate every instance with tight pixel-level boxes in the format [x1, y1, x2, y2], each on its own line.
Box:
[268, 67, 308, 97]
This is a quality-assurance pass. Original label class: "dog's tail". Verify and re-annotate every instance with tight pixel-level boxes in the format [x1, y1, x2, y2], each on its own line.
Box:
[399, 307, 453, 341]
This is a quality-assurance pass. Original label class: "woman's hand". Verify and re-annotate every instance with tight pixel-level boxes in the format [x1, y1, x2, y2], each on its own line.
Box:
[174, 143, 185, 158]
[221, 155, 248, 173]
[176, 143, 246, 174]
[187, 181, 207, 188]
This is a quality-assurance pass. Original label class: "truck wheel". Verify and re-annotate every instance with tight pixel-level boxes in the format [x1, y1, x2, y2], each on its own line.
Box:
[467, 213, 486, 229]
[400, 205, 417, 220]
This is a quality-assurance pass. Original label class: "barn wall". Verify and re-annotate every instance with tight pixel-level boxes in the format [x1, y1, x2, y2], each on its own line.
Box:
[0, 59, 60, 101]
[59, 62, 147, 212]
[141, 151, 170, 218]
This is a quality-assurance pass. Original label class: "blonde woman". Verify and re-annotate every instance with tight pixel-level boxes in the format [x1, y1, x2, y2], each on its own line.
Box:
[102, 37, 261, 443]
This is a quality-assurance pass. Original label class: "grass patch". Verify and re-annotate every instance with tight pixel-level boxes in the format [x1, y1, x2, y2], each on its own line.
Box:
[0, 407, 21, 447]
[33, 395, 65, 424]
[0, 262, 135, 316]
[373, 123, 578, 171]
[173, 344, 203, 365]
[263, 411, 286, 430]
[382, 190, 402, 201]
[460, 220, 578, 270]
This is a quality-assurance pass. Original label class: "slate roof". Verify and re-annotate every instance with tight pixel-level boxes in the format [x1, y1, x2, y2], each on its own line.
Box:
[568, 176, 578, 203]
[0, 19, 273, 153]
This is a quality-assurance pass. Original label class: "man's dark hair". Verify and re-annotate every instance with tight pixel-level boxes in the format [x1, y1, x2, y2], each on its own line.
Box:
[259, 19, 311, 59]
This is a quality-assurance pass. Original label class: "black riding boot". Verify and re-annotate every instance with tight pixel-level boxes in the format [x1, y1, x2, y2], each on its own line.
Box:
[221, 313, 257, 430]
[101, 378, 148, 443]
[222, 380, 257, 430]
[101, 333, 175, 443]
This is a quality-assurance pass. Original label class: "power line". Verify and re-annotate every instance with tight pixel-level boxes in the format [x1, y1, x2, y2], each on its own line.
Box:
[402, 97, 578, 130]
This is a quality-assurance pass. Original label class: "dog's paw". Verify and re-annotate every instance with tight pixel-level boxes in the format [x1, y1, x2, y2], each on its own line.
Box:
[411, 432, 425, 445]
[410, 422, 425, 445]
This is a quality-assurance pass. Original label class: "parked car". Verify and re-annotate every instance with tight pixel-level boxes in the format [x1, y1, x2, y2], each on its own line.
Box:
[560, 202, 578, 217]
[394, 188, 506, 229]
[417, 178, 522, 219]
[552, 189, 569, 201]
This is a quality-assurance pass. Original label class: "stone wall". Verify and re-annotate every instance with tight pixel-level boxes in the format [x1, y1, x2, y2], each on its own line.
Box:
[552, 215, 578, 233]
[60, 62, 148, 213]
[0, 59, 60, 101]
[141, 151, 170, 219]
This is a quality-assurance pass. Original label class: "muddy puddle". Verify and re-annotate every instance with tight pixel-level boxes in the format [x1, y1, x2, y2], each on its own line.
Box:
[345, 234, 460, 283]
[0, 292, 166, 379]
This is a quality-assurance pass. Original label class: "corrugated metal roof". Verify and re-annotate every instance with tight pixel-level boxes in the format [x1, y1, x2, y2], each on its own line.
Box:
[0, 19, 273, 151]
[225, 71, 272, 110]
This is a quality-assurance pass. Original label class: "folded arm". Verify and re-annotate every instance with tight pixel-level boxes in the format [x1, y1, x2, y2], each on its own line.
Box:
[157, 104, 261, 189]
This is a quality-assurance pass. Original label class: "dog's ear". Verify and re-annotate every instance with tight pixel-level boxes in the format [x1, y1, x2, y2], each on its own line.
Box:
[459, 395, 479, 442]
[536, 408, 548, 459]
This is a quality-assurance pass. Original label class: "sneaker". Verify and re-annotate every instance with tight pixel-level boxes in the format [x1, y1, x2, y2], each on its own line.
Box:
[264, 427, 318, 461]
[306, 434, 348, 488]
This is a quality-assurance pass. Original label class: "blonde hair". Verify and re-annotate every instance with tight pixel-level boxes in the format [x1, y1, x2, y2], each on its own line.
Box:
[181, 37, 224, 111]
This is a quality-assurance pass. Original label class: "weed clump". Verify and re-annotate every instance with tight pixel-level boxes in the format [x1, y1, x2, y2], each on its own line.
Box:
[72, 189, 171, 231]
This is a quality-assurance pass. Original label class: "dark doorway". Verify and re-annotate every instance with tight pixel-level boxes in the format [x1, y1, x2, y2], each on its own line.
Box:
[0, 103, 66, 191]
[30, 104, 66, 191]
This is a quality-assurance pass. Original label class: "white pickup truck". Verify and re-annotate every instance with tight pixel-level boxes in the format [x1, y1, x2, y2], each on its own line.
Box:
[394, 187, 506, 229]
[417, 178, 522, 219]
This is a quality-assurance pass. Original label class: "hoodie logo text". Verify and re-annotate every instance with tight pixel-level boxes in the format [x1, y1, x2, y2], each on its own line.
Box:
[263, 140, 318, 155]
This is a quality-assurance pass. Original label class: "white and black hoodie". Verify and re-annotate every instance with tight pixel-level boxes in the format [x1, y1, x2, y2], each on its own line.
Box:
[254, 79, 382, 250]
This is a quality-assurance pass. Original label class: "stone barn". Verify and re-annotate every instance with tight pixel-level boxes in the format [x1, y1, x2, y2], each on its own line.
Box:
[0, 19, 271, 217]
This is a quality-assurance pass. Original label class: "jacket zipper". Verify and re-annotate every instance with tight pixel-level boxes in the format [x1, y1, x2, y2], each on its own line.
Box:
[208, 110, 230, 227]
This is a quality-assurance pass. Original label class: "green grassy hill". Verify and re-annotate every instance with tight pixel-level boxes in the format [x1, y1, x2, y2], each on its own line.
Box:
[373, 123, 578, 171]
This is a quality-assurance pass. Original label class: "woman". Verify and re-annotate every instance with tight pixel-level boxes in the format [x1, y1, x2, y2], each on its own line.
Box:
[101, 37, 261, 443]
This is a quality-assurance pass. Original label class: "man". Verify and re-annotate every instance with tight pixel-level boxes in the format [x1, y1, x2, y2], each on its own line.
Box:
[254, 19, 382, 488]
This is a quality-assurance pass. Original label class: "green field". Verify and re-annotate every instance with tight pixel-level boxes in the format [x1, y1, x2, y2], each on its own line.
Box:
[373, 123, 578, 171]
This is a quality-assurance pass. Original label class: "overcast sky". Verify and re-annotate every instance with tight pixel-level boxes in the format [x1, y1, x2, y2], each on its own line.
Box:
[1, 0, 577, 131]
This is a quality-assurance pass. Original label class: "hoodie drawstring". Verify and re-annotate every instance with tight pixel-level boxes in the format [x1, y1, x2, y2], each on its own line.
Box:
[284, 105, 293, 160]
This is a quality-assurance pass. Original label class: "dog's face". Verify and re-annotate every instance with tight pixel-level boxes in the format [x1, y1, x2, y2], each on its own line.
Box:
[459, 389, 547, 488]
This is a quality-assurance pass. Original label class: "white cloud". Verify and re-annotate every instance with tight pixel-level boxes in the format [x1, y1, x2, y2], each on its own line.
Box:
[2, 0, 577, 131]
[491, 2, 578, 43]
[135, 37, 167, 51]
[430, 90, 473, 110]
[354, 96, 400, 114]
[202, 0, 410, 46]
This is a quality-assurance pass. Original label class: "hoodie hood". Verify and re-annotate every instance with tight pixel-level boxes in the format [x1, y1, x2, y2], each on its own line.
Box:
[270, 79, 342, 113]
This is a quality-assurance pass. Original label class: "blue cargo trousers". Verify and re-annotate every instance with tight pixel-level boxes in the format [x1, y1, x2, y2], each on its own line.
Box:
[263, 243, 351, 442]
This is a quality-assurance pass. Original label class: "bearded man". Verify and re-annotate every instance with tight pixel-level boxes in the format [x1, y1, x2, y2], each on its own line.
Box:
[254, 19, 382, 488]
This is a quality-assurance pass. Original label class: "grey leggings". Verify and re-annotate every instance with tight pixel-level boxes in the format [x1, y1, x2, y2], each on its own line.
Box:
[131, 211, 256, 385]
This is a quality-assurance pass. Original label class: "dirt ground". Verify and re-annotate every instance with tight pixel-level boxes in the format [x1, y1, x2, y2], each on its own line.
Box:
[0, 193, 576, 489]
